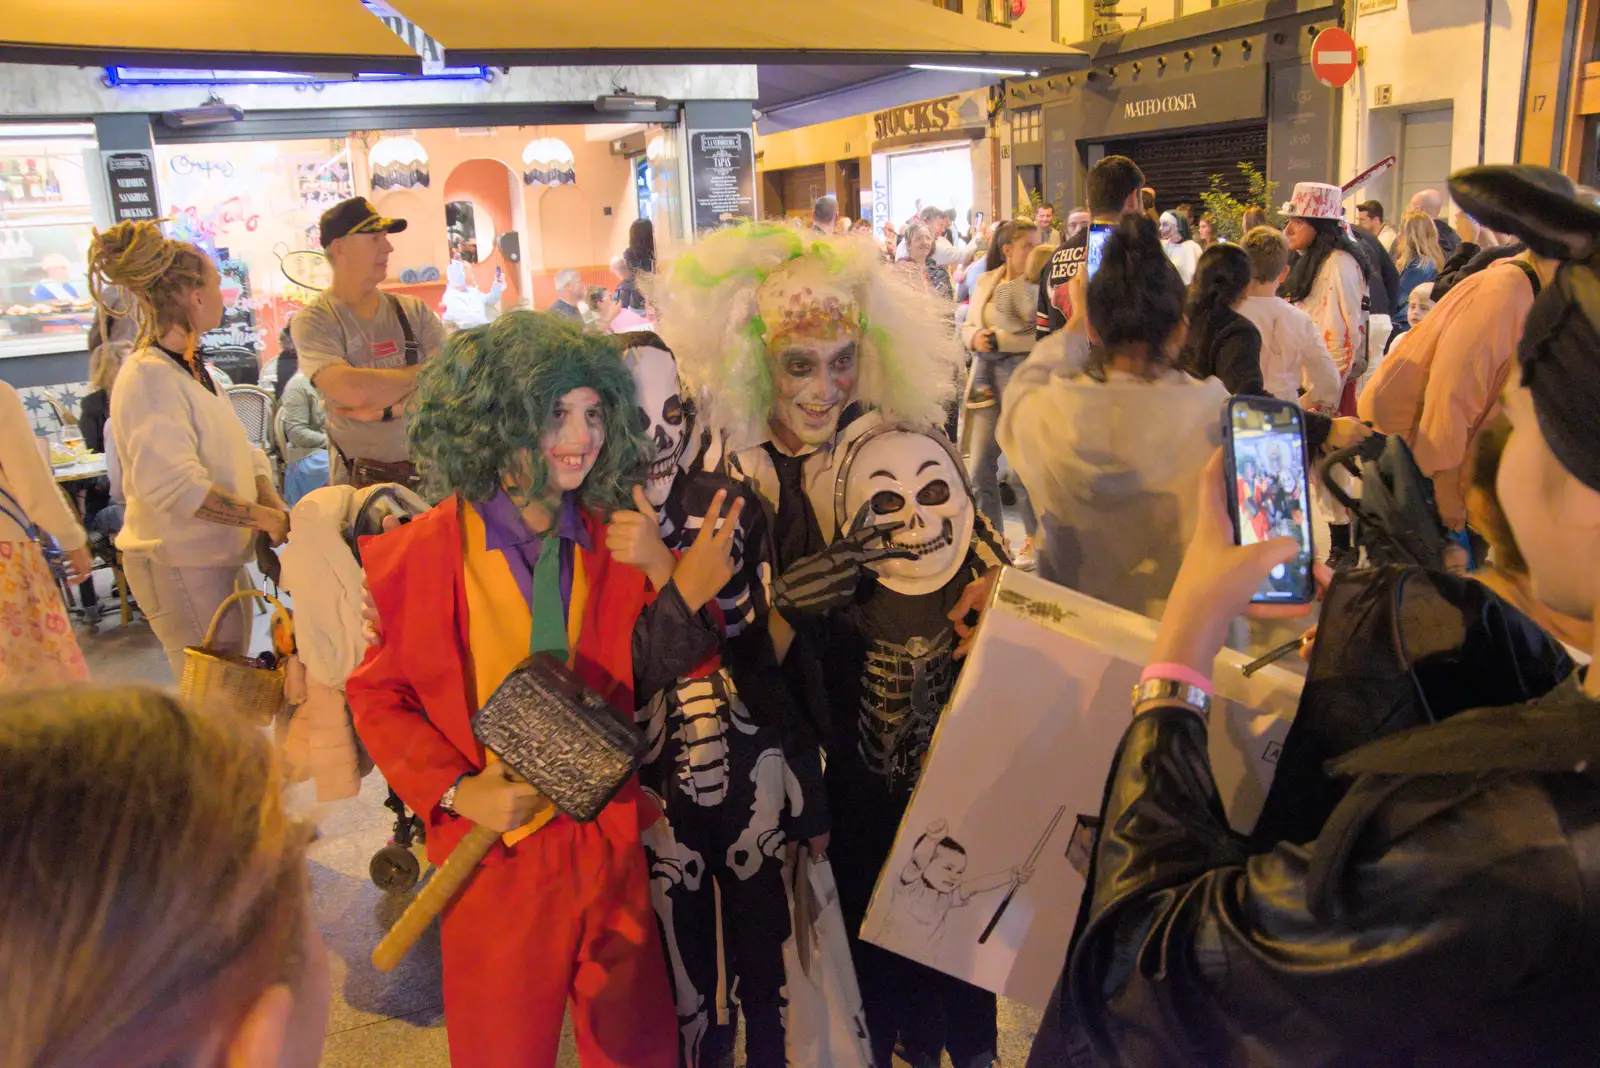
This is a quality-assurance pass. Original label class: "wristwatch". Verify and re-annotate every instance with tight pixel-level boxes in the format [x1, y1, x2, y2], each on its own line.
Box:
[438, 773, 468, 816]
[1131, 678, 1212, 722]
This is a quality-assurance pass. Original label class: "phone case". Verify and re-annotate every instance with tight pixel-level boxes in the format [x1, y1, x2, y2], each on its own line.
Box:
[1222, 396, 1315, 604]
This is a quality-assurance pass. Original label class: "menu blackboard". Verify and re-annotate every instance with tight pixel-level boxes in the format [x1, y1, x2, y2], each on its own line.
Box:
[687, 129, 755, 234]
[102, 150, 160, 224]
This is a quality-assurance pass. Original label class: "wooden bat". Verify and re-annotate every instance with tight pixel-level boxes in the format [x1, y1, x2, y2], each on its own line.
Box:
[978, 805, 1066, 945]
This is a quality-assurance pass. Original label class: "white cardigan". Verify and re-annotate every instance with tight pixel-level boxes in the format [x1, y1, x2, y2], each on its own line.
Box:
[0, 381, 86, 550]
[112, 345, 272, 566]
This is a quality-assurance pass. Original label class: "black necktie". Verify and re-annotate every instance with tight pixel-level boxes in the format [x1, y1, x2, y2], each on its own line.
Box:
[764, 443, 826, 571]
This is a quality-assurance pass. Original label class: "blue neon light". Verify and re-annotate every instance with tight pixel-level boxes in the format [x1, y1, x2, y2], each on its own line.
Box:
[104, 66, 491, 87]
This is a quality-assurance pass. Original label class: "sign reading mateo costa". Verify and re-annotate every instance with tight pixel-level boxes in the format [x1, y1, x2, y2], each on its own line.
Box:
[1123, 92, 1198, 119]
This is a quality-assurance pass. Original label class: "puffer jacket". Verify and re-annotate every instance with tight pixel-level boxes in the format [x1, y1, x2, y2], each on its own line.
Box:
[1028, 675, 1600, 1068]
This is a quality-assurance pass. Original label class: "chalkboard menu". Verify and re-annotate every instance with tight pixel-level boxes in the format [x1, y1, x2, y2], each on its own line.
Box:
[102, 150, 160, 223]
[687, 129, 755, 234]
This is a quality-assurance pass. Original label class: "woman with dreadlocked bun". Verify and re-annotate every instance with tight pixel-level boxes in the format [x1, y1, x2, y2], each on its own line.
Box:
[88, 220, 291, 681]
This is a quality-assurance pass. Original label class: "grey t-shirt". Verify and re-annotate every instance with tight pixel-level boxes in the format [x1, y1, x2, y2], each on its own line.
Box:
[291, 291, 444, 463]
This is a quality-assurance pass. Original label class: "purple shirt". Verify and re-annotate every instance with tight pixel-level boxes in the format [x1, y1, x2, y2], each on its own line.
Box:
[472, 490, 592, 622]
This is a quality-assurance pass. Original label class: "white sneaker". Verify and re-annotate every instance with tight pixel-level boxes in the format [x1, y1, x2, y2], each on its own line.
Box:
[1012, 536, 1036, 571]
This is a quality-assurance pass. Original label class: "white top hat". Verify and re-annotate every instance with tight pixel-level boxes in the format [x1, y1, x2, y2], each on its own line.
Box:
[1280, 182, 1345, 221]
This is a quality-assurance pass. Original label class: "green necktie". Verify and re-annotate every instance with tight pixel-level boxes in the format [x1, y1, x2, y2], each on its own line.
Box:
[528, 530, 569, 661]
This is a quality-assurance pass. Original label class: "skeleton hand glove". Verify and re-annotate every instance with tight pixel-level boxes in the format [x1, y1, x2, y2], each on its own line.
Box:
[771, 504, 917, 620]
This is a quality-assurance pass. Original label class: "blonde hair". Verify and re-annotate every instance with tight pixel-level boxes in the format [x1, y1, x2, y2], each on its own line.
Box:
[0, 687, 313, 1068]
[1025, 243, 1056, 284]
[86, 221, 212, 353]
[1241, 226, 1290, 283]
[644, 223, 963, 443]
[88, 340, 129, 396]
[1393, 210, 1446, 272]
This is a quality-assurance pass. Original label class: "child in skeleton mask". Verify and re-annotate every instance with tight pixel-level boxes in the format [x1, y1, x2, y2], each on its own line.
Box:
[347, 313, 745, 1068]
[773, 422, 1003, 1068]
[619, 332, 828, 1068]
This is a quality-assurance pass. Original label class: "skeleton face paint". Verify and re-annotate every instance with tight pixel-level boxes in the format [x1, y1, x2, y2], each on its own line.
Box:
[626, 343, 690, 509]
[839, 427, 974, 596]
[768, 337, 859, 451]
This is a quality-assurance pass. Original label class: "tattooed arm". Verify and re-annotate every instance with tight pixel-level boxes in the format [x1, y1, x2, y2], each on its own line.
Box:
[195, 485, 289, 544]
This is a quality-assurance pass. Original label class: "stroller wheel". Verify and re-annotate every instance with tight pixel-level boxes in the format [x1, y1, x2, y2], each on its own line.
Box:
[370, 843, 422, 893]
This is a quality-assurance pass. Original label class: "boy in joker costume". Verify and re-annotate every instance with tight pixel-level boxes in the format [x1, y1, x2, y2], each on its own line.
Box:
[619, 331, 827, 1068]
[650, 226, 1008, 1065]
[348, 312, 744, 1068]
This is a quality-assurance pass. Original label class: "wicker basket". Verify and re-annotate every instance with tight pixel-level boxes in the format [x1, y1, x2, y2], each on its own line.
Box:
[179, 589, 287, 727]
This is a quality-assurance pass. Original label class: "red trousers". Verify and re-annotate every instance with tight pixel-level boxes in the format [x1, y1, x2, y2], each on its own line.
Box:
[440, 795, 677, 1067]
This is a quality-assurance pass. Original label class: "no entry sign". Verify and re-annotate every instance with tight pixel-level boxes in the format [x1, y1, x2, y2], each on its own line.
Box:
[1311, 27, 1358, 89]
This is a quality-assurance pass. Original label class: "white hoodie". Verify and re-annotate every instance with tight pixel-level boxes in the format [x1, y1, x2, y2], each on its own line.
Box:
[998, 330, 1227, 620]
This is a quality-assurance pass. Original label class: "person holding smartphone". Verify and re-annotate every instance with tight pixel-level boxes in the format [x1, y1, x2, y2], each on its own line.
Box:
[1036, 156, 1146, 341]
[1024, 246, 1600, 1063]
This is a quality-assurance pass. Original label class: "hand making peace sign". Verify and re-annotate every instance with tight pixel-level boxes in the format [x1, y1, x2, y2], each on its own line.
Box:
[667, 487, 746, 613]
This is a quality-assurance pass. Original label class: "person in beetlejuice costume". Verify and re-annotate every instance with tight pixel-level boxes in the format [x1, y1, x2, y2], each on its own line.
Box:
[647, 224, 1010, 1067]
[618, 330, 828, 1068]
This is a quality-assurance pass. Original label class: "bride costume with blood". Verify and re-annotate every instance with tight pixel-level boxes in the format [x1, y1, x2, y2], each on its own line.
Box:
[347, 312, 720, 1068]
[649, 227, 1007, 1066]
[620, 332, 826, 1068]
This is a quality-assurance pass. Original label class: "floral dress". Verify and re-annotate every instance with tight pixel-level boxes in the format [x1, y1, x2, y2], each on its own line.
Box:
[0, 540, 88, 688]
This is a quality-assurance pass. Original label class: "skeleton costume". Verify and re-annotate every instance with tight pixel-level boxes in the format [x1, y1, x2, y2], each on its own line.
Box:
[648, 228, 1006, 1066]
[622, 334, 826, 1068]
[812, 424, 1000, 1068]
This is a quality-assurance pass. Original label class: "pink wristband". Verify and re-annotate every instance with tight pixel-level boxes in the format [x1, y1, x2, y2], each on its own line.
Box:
[1140, 662, 1214, 697]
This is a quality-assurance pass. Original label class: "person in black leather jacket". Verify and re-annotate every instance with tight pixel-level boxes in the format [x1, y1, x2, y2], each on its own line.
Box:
[1026, 212, 1600, 1066]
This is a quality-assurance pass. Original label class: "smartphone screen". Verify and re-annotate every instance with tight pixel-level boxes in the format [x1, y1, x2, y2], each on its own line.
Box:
[1085, 222, 1113, 279]
[1225, 396, 1315, 603]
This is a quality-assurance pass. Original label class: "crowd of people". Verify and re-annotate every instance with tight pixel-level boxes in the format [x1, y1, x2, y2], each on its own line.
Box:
[3, 149, 1599, 1068]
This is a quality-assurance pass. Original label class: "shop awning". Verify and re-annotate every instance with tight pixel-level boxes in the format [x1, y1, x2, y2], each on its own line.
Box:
[383, 0, 1087, 70]
[0, 0, 423, 75]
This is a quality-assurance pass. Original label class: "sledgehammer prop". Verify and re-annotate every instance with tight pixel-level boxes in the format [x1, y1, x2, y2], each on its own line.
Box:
[372, 654, 648, 971]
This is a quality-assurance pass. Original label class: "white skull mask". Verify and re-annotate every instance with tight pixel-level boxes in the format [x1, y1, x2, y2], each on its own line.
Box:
[838, 426, 974, 596]
[625, 342, 691, 509]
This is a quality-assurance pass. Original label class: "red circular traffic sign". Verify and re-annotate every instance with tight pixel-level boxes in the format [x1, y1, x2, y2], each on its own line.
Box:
[1311, 27, 1358, 89]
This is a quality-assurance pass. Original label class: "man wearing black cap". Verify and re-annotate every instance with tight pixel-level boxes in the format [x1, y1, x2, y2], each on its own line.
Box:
[290, 197, 445, 489]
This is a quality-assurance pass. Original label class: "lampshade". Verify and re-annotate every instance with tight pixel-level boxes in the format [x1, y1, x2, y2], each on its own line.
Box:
[522, 137, 577, 186]
[369, 135, 430, 190]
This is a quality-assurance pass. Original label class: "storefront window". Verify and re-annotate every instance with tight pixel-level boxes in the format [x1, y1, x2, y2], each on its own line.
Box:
[0, 124, 98, 360]
[157, 138, 355, 379]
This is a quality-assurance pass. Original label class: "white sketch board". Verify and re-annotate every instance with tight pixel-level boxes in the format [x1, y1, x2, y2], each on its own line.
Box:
[859, 567, 1304, 1009]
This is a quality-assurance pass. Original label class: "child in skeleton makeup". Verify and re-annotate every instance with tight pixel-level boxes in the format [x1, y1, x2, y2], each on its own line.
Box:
[618, 331, 828, 1068]
[794, 422, 1005, 1068]
[347, 312, 746, 1068]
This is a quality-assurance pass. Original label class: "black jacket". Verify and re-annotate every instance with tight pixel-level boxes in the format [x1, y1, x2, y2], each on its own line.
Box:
[1431, 241, 1524, 302]
[1353, 228, 1400, 318]
[1028, 675, 1600, 1068]
[78, 389, 109, 455]
[1181, 309, 1264, 397]
[1435, 216, 1462, 258]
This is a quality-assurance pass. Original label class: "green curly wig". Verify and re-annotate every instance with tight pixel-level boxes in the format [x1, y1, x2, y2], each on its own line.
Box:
[408, 310, 649, 511]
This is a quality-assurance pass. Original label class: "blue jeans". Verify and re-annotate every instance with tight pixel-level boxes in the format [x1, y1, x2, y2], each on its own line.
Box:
[965, 352, 1036, 538]
[284, 452, 330, 507]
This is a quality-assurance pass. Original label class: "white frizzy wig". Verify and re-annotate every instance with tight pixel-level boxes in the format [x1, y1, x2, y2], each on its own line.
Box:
[642, 223, 963, 444]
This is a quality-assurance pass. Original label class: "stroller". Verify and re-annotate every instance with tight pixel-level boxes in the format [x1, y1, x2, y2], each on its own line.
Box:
[277, 482, 432, 892]
[1317, 432, 1450, 569]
